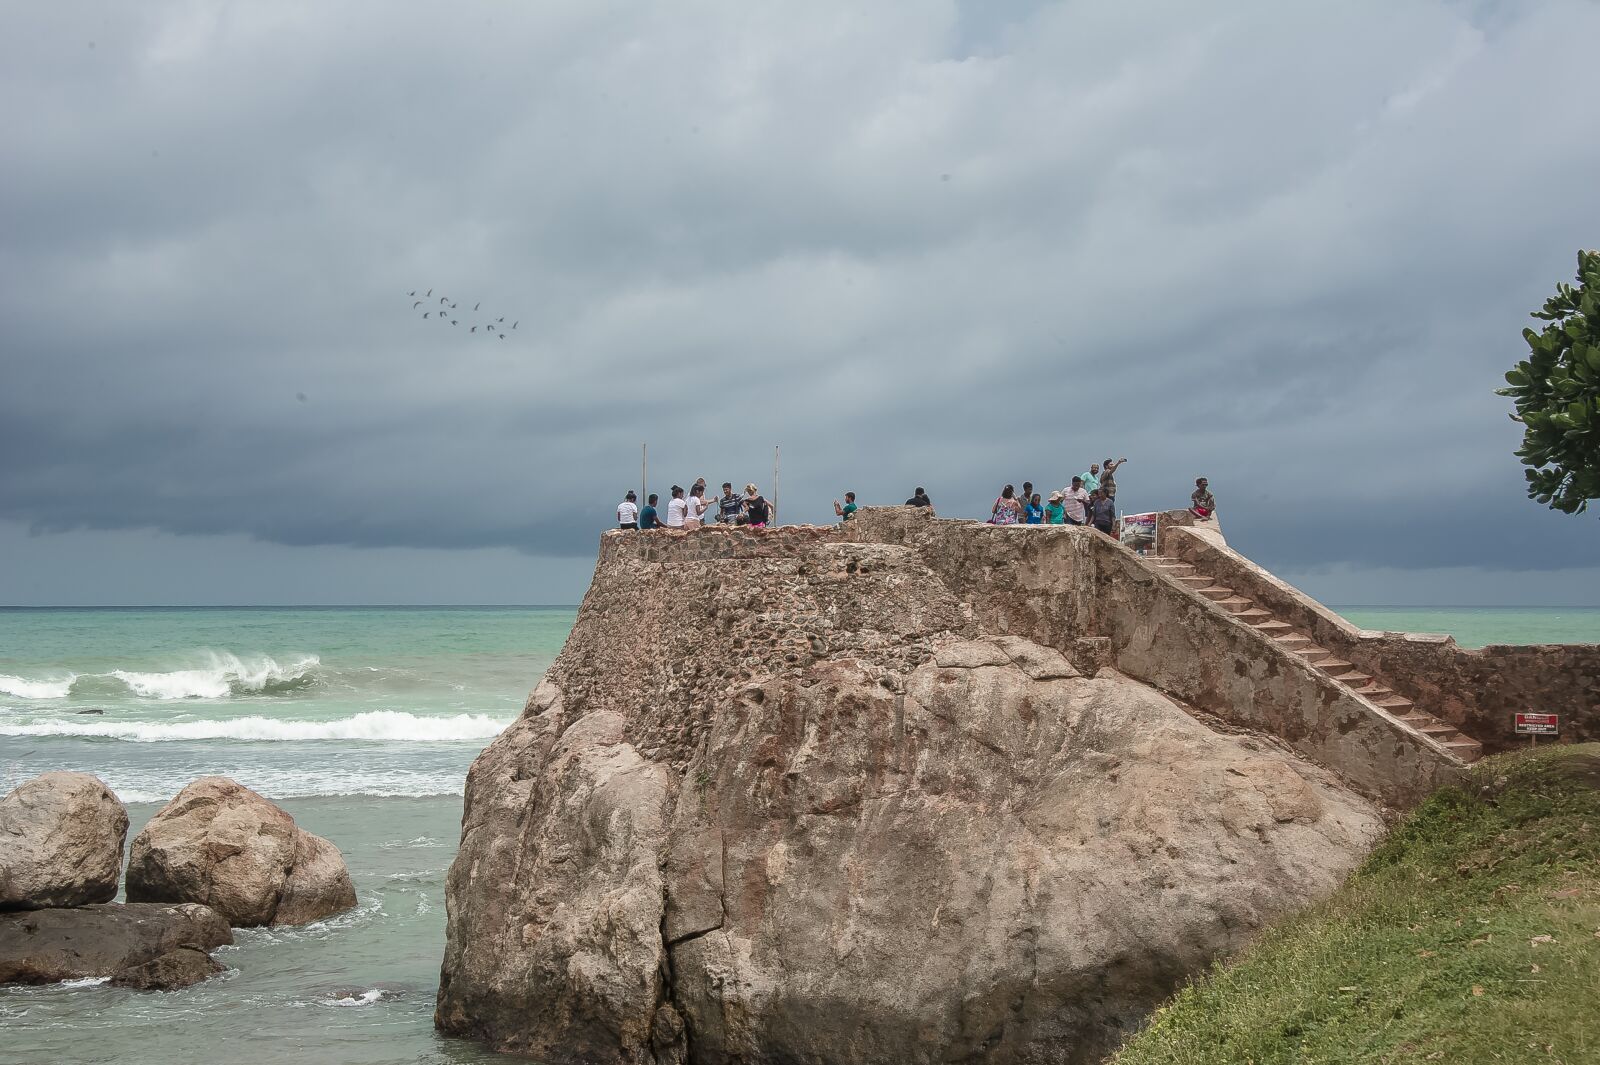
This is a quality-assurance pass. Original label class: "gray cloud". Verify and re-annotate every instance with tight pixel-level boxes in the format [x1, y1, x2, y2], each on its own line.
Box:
[3, 1, 1598, 602]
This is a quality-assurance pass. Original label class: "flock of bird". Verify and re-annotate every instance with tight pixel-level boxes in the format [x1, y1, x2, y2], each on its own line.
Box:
[407, 289, 518, 338]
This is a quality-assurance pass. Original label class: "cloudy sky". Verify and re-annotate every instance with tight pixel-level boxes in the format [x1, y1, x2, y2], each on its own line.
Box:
[2, 1, 1596, 606]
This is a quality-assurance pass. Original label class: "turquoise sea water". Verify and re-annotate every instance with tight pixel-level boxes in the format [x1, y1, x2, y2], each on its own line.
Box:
[1, 604, 1595, 1065]
[1334, 607, 1600, 649]
[1, 607, 574, 1065]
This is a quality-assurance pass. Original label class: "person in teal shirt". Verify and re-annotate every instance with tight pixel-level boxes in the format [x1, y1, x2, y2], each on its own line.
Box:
[1079, 462, 1100, 494]
[1044, 491, 1066, 524]
[833, 492, 858, 521]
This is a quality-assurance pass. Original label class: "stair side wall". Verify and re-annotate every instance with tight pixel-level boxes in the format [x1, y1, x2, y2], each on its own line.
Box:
[1088, 538, 1463, 808]
[1163, 528, 1600, 754]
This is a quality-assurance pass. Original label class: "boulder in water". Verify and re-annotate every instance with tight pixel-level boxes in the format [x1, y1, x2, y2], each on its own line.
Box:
[0, 902, 231, 990]
[0, 771, 129, 911]
[125, 776, 355, 927]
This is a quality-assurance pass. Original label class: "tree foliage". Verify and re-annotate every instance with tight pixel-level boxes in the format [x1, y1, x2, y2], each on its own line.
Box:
[1497, 249, 1600, 514]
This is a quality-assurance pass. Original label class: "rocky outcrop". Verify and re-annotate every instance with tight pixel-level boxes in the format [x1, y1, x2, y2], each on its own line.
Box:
[125, 777, 355, 927]
[437, 529, 1388, 1064]
[0, 772, 129, 911]
[0, 902, 231, 990]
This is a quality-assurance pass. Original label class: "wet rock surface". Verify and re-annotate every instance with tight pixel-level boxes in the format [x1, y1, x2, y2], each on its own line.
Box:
[0, 902, 232, 990]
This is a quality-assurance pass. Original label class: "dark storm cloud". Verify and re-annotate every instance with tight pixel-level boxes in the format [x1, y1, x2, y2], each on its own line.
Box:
[3, 1, 1598, 586]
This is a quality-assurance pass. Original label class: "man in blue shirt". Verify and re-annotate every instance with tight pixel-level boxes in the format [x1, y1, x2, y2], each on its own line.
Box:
[639, 493, 661, 529]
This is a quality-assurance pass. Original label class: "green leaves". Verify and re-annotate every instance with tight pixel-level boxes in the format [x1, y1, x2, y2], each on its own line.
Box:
[1500, 250, 1600, 515]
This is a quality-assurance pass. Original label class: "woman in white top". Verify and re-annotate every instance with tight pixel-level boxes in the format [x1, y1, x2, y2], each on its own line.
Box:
[664, 485, 689, 528]
[685, 486, 710, 530]
[617, 491, 639, 529]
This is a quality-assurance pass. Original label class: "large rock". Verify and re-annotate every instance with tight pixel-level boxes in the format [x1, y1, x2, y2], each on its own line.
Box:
[0, 771, 129, 910]
[0, 902, 232, 990]
[125, 777, 355, 927]
[437, 534, 1388, 1064]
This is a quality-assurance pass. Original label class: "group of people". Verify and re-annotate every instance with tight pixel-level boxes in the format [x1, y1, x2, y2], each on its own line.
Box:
[616, 479, 772, 530]
[983, 458, 1127, 534]
[614, 462, 1216, 534]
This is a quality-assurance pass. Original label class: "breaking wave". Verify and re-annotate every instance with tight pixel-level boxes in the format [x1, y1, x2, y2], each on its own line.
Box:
[107, 652, 321, 699]
[0, 653, 319, 702]
[0, 710, 509, 743]
[0, 674, 75, 700]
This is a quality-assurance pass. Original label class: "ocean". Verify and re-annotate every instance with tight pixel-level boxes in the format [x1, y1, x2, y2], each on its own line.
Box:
[2, 604, 1596, 1065]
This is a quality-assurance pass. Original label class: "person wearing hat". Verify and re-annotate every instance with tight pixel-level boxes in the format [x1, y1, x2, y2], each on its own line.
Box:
[617, 490, 639, 530]
[1190, 478, 1215, 519]
[1044, 490, 1067, 525]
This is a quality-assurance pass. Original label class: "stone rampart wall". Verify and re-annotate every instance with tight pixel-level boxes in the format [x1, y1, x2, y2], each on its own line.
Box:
[1164, 528, 1600, 753]
[593, 508, 1593, 800]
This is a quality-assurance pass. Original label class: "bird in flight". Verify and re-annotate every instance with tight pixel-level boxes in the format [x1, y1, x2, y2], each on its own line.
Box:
[474, 303, 480, 311]
[470, 326, 477, 333]
[413, 300, 423, 308]
[424, 312, 431, 318]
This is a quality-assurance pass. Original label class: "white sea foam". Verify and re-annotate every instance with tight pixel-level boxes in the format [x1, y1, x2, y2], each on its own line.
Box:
[108, 770, 468, 803]
[107, 651, 320, 700]
[0, 710, 508, 743]
[329, 988, 389, 1007]
[0, 674, 76, 700]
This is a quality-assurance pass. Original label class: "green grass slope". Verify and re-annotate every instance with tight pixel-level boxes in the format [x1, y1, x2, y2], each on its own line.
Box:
[1113, 744, 1600, 1065]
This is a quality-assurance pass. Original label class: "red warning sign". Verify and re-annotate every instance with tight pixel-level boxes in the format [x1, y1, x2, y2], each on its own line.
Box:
[1514, 713, 1559, 736]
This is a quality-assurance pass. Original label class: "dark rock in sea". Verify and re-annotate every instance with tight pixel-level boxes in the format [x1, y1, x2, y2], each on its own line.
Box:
[125, 776, 356, 927]
[0, 902, 232, 990]
[108, 946, 224, 990]
[0, 771, 128, 911]
[75, 708, 105, 715]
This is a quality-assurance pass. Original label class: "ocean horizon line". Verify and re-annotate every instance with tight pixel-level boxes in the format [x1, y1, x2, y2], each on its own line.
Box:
[2, 602, 1598, 611]
[0, 603, 583, 611]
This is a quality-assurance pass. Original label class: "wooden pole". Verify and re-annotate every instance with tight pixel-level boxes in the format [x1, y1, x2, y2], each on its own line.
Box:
[773, 445, 780, 527]
[641, 443, 647, 506]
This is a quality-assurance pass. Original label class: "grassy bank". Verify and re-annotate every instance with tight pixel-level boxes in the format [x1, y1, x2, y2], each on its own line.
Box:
[1113, 744, 1600, 1065]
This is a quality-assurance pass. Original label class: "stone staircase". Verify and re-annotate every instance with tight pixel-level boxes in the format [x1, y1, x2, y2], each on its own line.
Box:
[1147, 555, 1483, 763]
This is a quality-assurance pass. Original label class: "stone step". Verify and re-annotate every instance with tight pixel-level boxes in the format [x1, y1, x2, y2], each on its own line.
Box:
[1314, 658, 1355, 674]
[1175, 575, 1211, 590]
[1234, 608, 1272, 623]
[1413, 719, 1458, 736]
[1272, 633, 1312, 650]
[1252, 619, 1292, 634]
[1217, 596, 1254, 613]
[1373, 695, 1416, 715]
[1198, 586, 1235, 602]
[1293, 645, 1332, 664]
[1329, 670, 1372, 687]
[1443, 737, 1484, 762]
